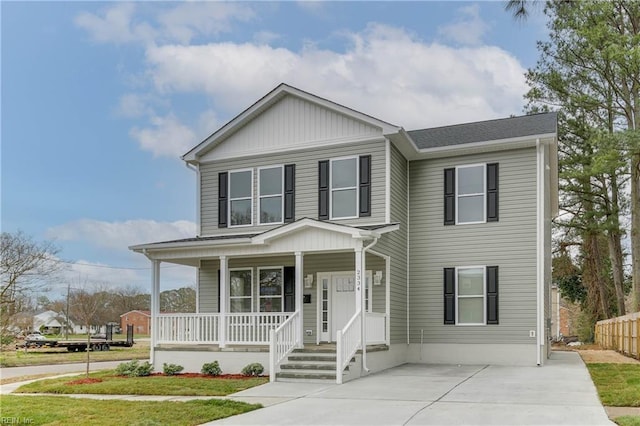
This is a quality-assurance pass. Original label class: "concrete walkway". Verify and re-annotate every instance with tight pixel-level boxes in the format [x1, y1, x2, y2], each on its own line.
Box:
[212, 351, 614, 425]
[2, 351, 614, 425]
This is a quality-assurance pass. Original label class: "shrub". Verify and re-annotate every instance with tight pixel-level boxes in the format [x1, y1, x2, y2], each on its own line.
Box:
[201, 361, 221, 376]
[163, 363, 184, 376]
[241, 363, 264, 377]
[115, 360, 154, 377]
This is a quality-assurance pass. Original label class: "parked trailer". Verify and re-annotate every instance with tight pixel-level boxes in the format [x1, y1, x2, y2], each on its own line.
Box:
[21, 324, 134, 352]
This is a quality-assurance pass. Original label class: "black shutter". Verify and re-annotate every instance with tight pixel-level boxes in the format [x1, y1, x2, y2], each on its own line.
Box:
[359, 155, 371, 217]
[444, 168, 455, 225]
[284, 266, 295, 312]
[444, 268, 456, 324]
[318, 160, 329, 220]
[487, 163, 499, 222]
[284, 164, 296, 223]
[218, 172, 228, 228]
[486, 266, 499, 324]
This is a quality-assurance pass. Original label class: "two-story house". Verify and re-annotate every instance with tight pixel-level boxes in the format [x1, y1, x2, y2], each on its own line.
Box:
[130, 84, 558, 383]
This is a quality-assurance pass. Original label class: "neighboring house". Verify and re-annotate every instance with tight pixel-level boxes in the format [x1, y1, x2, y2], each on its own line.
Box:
[131, 84, 558, 382]
[33, 310, 66, 334]
[120, 310, 151, 335]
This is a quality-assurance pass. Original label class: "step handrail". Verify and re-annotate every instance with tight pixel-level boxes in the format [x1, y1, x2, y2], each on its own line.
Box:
[336, 309, 361, 384]
[269, 310, 300, 382]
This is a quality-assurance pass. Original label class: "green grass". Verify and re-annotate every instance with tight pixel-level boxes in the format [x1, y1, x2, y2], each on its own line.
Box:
[16, 370, 268, 396]
[615, 416, 640, 426]
[586, 363, 640, 407]
[0, 341, 149, 367]
[0, 395, 260, 426]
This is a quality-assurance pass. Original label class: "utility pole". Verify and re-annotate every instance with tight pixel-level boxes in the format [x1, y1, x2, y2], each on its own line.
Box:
[65, 282, 70, 340]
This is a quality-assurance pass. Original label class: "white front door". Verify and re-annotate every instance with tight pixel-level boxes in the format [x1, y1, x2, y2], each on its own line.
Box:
[318, 272, 362, 342]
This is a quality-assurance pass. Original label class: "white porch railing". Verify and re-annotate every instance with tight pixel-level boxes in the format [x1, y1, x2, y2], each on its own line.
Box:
[226, 313, 291, 345]
[157, 313, 219, 344]
[269, 311, 301, 382]
[336, 310, 361, 385]
[157, 312, 290, 345]
[365, 312, 387, 344]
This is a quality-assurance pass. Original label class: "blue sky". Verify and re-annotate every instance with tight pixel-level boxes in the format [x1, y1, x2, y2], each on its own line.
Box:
[1, 1, 547, 297]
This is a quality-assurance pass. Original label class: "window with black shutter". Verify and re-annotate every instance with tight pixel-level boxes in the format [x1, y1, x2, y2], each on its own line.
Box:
[445, 163, 499, 225]
[486, 266, 499, 324]
[486, 163, 499, 222]
[444, 268, 456, 324]
[284, 164, 295, 223]
[359, 155, 371, 217]
[218, 172, 228, 228]
[444, 168, 455, 225]
[318, 160, 329, 220]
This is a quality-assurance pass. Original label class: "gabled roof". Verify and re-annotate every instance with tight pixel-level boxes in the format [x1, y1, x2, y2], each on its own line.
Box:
[182, 83, 402, 164]
[407, 112, 557, 149]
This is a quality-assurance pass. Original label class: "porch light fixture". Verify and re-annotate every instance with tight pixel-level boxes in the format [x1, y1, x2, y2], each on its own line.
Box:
[304, 274, 314, 288]
[373, 270, 383, 286]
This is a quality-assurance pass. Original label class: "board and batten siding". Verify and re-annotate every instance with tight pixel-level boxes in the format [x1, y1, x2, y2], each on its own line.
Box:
[374, 143, 408, 344]
[409, 147, 538, 345]
[200, 140, 387, 235]
[199, 95, 381, 162]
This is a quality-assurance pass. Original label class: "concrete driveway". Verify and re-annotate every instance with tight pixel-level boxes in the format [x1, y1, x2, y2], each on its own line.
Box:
[215, 351, 613, 425]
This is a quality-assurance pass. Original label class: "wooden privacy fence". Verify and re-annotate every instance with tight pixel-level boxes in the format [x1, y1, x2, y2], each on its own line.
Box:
[595, 311, 640, 360]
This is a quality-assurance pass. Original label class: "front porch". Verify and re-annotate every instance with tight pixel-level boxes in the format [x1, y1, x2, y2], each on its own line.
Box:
[130, 218, 398, 383]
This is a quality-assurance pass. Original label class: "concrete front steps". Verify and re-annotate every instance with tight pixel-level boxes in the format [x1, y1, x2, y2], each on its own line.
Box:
[275, 344, 388, 383]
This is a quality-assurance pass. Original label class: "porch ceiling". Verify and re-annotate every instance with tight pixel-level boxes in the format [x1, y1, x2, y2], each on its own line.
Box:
[129, 218, 399, 266]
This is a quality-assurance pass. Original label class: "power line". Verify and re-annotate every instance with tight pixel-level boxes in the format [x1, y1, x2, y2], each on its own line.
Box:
[54, 259, 185, 271]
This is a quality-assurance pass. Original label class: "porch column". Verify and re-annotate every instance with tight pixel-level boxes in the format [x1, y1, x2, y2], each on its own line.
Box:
[295, 252, 304, 348]
[150, 259, 160, 365]
[219, 255, 227, 348]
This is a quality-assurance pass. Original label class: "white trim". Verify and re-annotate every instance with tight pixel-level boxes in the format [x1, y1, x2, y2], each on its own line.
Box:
[406, 159, 410, 345]
[228, 168, 254, 228]
[228, 268, 254, 313]
[385, 139, 391, 224]
[536, 138, 544, 365]
[257, 266, 285, 313]
[330, 156, 359, 220]
[455, 266, 486, 326]
[257, 165, 285, 226]
[455, 163, 487, 225]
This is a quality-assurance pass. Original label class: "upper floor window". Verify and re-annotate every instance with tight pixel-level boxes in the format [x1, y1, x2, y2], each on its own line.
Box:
[331, 157, 358, 219]
[318, 155, 371, 221]
[444, 163, 498, 225]
[229, 169, 253, 227]
[258, 166, 283, 224]
[457, 164, 485, 224]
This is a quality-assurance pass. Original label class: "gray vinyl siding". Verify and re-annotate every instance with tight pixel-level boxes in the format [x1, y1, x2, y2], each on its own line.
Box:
[200, 140, 386, 235]
[409, 147, 538, 345]
[374, 143, 408, 344]
[197, 253, 386, 344]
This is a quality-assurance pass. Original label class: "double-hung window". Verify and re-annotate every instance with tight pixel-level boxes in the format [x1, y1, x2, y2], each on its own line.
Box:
[330, 157, 358, 219]
[259, 267, 283, 312]
[229, 169, 253, 226]
[444, 265, 499, 325]
[456, 267, 485, 325]
[444, 163, 499, 225]
[229, 269, 252, 313]
[457, 164, 485, 224]
[258, 166, 283, 224]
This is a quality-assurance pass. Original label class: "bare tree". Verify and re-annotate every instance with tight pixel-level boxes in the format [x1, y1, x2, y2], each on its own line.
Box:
[1, 231, 60, 347]
[68, 284, 110, 377]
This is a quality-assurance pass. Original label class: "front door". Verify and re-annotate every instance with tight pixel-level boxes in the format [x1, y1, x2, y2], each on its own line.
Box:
[317, 272, 356, 342]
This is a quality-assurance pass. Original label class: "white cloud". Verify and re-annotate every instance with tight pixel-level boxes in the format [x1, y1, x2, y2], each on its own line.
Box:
[46, 219, 196, 251]
[157, 2, 255, 44]
[130, 114, 197, 157]
[437, 4, 490, 46]
[143, 23, 527, 130]
[75, 3, 156, 45]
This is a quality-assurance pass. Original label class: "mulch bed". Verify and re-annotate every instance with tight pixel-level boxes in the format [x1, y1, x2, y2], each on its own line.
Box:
[148, 373, 264, 379]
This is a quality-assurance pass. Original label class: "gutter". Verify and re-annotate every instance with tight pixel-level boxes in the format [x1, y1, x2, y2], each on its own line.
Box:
[536, 138, 544, 366]
[361, 236, 379, 374]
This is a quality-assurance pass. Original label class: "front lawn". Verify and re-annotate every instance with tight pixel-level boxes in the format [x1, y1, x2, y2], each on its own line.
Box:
[1, 395, 260, 426]
[16, 370, 268, 396]
[586, 363, 640, 407]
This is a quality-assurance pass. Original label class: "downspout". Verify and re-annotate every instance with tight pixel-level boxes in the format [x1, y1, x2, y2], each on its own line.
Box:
[185, 163, 201, 236]
[361, 236, 379, 374]
[536, 138, 543, 366]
